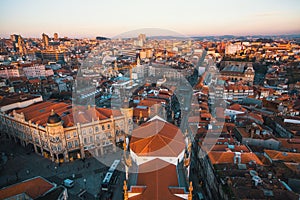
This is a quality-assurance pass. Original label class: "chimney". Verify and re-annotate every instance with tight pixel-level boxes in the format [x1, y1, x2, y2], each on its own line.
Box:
[234, 152, 241, 164]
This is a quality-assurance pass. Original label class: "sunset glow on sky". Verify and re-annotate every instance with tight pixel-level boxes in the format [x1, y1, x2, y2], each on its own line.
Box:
[0, 0, 300, 38]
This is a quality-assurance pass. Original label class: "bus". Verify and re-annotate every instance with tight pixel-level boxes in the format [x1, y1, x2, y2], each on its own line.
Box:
[101, 160, 120, 191]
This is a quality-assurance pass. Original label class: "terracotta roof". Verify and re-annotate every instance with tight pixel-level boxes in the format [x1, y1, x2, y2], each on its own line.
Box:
[133, 108, 149, 118]
[236, 112, 264, 124]
[200, 112, 211, 119]
[228, 103, 247, 112]
[278, 138, 300, 152]
[211, 144, 250, 152]
[0, 176, 55, 199]
[130, 117, 185, 157]
[28, 78, 41, 84]
[264, 149, 300, 163]
[129, 159, 182, 200]
[13, 101, 121, 127]
[284, 162, 300, 173]
[208, 151, 263, 165]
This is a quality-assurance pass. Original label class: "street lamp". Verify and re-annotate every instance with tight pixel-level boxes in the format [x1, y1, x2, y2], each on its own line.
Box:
[83, 178, 87, 189]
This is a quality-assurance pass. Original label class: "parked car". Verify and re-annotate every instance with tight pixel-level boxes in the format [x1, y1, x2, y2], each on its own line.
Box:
[63, 179, 74, 188]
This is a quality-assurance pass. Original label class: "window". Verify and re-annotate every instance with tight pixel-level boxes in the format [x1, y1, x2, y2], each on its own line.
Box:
[73, 132, 77, 137]
[89, 128, 92, 134]
[74, 140, 79, 147]
[66, 133, 70, 139]
[83, 130, 86, 135]
[95, 126, 99, 132]
[107, 124, 111, 129]
[84, 137, 87, 145]
[107, 132, 112, 138]
[102, 125, 105, 130]
[90, 136, 93, 143]
[52, 146, 57, 151]
[68, 142, 72, 148]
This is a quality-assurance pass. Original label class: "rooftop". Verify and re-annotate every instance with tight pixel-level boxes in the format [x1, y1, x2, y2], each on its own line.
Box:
[12, 101, 122, 127]
[129, 158, 183, 200]
[130, 117, 185, 157]
[0, 176, 55, 199]
[208, 151, 263, 165]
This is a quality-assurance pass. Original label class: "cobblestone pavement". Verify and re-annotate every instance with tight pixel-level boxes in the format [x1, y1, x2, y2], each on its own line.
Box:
[0, 134, 124, 200]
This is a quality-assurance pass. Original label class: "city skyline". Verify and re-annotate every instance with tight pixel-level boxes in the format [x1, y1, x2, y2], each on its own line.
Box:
[1, 3, 300, 198]
[1, 0, 300, 38]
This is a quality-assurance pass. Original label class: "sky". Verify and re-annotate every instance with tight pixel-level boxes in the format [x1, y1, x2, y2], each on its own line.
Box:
[0, 0, 300, 38]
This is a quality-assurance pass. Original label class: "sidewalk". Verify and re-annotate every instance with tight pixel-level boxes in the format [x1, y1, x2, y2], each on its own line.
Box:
[0, 134, 124, 199]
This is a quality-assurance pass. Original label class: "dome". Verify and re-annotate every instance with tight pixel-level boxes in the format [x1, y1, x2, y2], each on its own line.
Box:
[47, 109, 61, 124]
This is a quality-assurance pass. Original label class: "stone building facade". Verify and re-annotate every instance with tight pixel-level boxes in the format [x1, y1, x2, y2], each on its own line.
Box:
[0, 101, 133, 163]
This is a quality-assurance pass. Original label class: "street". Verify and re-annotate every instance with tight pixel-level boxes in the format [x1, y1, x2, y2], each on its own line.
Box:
[0, 133, 124, 200]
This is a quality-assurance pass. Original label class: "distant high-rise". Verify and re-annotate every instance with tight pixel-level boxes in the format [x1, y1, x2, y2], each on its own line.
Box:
[10, 34, 18, 52]
[54, 33, 58, 41]
[10, 34, 26, 55]
[138, 33, 146, 43]
[42, 33, 49, 49]
[133, 34, 146, 47]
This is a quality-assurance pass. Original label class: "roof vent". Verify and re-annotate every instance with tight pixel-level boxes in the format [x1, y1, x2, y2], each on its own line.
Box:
[282, 152, 288, 156]
[263, 190, 274, 197]
[249, 170, 258, 177]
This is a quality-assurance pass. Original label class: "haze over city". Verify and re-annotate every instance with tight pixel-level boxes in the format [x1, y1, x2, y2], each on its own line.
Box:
[1, 0, 300, 38]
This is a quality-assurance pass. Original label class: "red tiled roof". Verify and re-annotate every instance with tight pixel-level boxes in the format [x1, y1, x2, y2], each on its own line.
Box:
[130, 118, 185, 157]
[278, 138, 300, 152]
[133, 108, 149, 119]
[129, 159, 182, 200]
[0, 177, 55, 199]
[228, 103, 247, 112]
[200, 112, 211, 119]
[264, 149, 300, 163]
[208, 151, 263, 165]
[28, 78, 41, 84]
[211, 144, 250, 152]
[13, 101, 121, 127]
